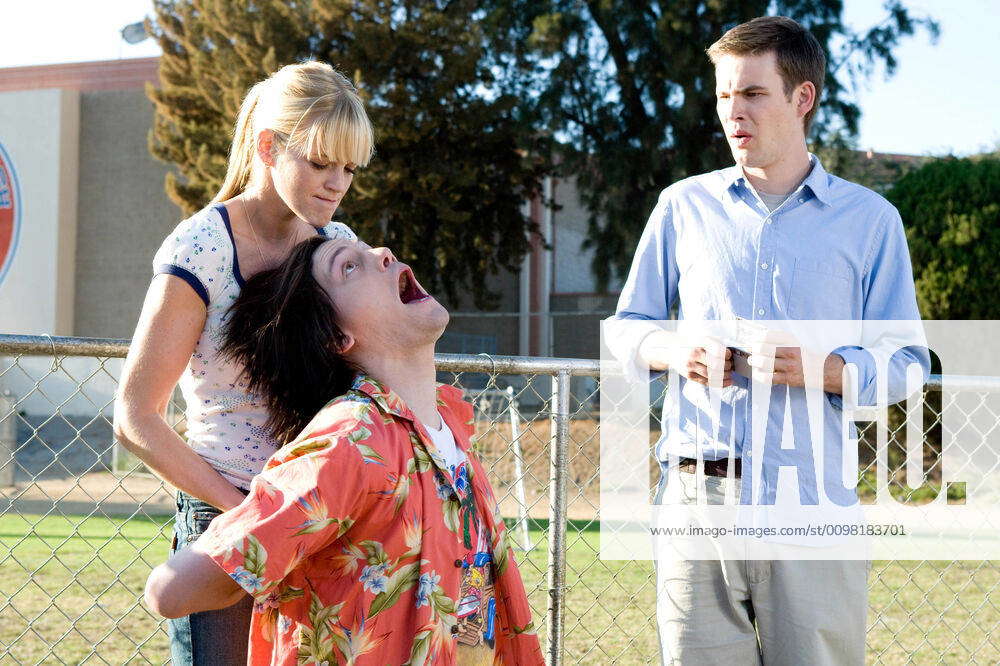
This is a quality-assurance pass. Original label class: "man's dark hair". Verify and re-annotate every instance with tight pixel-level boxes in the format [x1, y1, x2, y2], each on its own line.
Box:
[707, 16, 826, 134]
[220, 235, 357, 444]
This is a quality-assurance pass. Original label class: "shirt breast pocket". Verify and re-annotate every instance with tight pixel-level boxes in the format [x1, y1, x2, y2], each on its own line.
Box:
[788, 257, 855, 319]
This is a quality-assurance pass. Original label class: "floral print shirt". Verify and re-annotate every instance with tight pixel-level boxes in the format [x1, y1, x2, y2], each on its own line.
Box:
[198, 375, 543, 665]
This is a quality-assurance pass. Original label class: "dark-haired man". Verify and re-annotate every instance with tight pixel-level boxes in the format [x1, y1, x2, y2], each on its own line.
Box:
[144, 237, 544, 665]
[609, 16, 925, 665]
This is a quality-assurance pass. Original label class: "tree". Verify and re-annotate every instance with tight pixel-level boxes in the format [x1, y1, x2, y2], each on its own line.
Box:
[147, 0, 548, 308]
[886, 157, 1000, 319]
[481, 0, 939, 290]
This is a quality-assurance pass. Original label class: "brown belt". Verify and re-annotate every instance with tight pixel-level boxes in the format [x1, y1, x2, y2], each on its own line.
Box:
[678, 456, 741, 478]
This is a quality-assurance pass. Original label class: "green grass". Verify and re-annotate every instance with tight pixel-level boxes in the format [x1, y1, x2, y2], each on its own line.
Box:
[1, 514, 998, 664]
[0, 512, 172, 664]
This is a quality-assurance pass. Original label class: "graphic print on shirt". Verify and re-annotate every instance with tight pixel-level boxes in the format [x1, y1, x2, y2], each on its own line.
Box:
[452, 464, 498, 660]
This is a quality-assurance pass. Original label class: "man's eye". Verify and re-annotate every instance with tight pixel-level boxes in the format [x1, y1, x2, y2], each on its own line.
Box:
[344, 261, 358, 275]
[310, 161, 327, 170]
[345, 165, 357, 175]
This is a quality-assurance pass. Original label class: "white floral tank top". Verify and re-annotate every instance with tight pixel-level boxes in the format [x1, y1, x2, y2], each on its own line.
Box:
[151, 204, 356, 489]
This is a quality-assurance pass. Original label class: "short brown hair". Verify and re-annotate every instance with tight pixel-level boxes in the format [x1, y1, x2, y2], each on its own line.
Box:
[707, 16, 826, 134]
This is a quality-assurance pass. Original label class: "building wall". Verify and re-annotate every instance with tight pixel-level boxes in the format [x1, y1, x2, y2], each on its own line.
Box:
[438, 266, 522, 356]
[548, 177, 620, 360]
[551, 176, 624, 295]
[440, 174, 623, 360]
[0, 88, 91, 415]
[74, 88, 180, 338]
[551, 293, 617, 359]
[0, 88, 79, 335]
[0, 60, 175, 416]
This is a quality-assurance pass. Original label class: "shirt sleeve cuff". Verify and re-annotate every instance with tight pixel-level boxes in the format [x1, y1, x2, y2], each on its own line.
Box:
[196, 517, 271, 601]
[604, 318, 666, 384]
[829, 346, 875, 410]
[154, 264, 210, 306]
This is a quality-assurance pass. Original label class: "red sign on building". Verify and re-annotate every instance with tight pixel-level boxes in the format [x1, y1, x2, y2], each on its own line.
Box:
[0, 141, 20, 288]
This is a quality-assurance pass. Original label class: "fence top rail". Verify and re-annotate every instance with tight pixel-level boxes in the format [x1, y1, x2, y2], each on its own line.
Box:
[0, 334, 602, 376]
[2, 334, 999, 390]
[0, 334, 131, 358]
[435, 352, 601, 376]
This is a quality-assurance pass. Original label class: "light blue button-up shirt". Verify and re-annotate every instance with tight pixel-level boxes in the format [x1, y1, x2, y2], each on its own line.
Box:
[609, 156, 929, 506]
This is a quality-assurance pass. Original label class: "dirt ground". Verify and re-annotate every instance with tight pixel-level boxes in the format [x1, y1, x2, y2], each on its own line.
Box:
[474, 416, 651, 522]
[2, 415, 631, 521]
[1, 471, 175, 516]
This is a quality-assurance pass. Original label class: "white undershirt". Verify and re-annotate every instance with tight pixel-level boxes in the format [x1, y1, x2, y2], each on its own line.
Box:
[747, 157, 815, 212]
[756, 189, 792, 212]
[424, 413, 466, 470]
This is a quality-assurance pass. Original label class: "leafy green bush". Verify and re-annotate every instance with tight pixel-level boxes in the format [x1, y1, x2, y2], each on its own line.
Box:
[887, 157, 1000, 319]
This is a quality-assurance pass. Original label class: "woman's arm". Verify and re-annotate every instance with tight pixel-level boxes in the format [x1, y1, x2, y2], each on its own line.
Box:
[113, 274, 248, 511]
[145, 542, 246, 618]
[146, 427, 372, 619]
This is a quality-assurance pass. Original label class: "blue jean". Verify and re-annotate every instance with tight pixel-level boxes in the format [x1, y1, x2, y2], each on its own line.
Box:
[167, 491, 253, 665]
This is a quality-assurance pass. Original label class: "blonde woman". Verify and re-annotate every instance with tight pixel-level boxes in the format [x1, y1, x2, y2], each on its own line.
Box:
[113, 61, 374, 664]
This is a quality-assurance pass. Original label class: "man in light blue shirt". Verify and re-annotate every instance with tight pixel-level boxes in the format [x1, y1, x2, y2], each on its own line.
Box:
[610, 16, 927, 666]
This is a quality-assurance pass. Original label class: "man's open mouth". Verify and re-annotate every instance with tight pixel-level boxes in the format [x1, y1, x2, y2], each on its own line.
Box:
[398, 268, 431, 304]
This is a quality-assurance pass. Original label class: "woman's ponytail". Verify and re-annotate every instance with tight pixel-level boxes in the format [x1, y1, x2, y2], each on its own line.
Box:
[212, 81, 266, 204]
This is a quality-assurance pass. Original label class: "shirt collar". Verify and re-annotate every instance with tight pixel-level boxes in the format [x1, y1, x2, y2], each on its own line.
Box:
[350, 373, 411, 420]
[801, 154, 831, 206]
[350, 373, 464, 491]
[349, 373, 450, 424]
[722, 153, 832, 207]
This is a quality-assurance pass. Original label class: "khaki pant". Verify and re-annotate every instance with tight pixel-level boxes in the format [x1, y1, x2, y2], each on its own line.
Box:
[654, 472, 868, 666]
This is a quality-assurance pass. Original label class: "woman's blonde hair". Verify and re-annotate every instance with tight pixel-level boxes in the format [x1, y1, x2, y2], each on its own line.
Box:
[212, 61, 374, 203]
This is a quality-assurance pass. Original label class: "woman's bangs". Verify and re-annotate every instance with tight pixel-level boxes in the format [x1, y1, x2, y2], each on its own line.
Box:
[298, 102, 374, 168]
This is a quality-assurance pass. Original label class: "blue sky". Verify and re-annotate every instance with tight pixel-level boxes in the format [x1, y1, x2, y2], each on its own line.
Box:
[2, 1, 996, 156]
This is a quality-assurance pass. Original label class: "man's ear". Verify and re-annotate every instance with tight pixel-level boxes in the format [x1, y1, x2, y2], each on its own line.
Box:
[795, 81, 817, 119]
[256, 129, 277, 167]
[336, 332, 356, 355]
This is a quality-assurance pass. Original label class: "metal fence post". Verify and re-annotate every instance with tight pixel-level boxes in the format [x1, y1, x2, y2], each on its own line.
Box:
[0, 390, 15, 487]
[546, 370, 570, 665]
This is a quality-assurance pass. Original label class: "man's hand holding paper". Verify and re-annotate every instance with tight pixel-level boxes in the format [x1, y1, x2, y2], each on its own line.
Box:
[738, 324, 847, 395]
[638, 330, 734, 388]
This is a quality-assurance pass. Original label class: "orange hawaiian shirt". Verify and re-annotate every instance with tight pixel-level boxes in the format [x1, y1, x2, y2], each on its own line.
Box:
[199, 374, 544, 665]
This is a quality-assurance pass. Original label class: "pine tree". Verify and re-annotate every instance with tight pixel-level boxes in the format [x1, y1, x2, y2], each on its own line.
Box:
[147, 0, 548, 308]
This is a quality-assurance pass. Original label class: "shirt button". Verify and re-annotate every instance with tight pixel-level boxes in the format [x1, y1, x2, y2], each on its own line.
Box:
[449, 492, 459, 502]
[799, 197, 805, 203]
[760, 262, 768, 270]
[757, 308, 765, 316]
[766, 219, 772, 225]
[451, 625, 460, 635]
[454, 559, 463, 568]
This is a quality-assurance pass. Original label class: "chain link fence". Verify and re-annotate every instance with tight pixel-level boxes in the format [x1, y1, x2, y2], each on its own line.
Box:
[0, 334, 998, 664]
